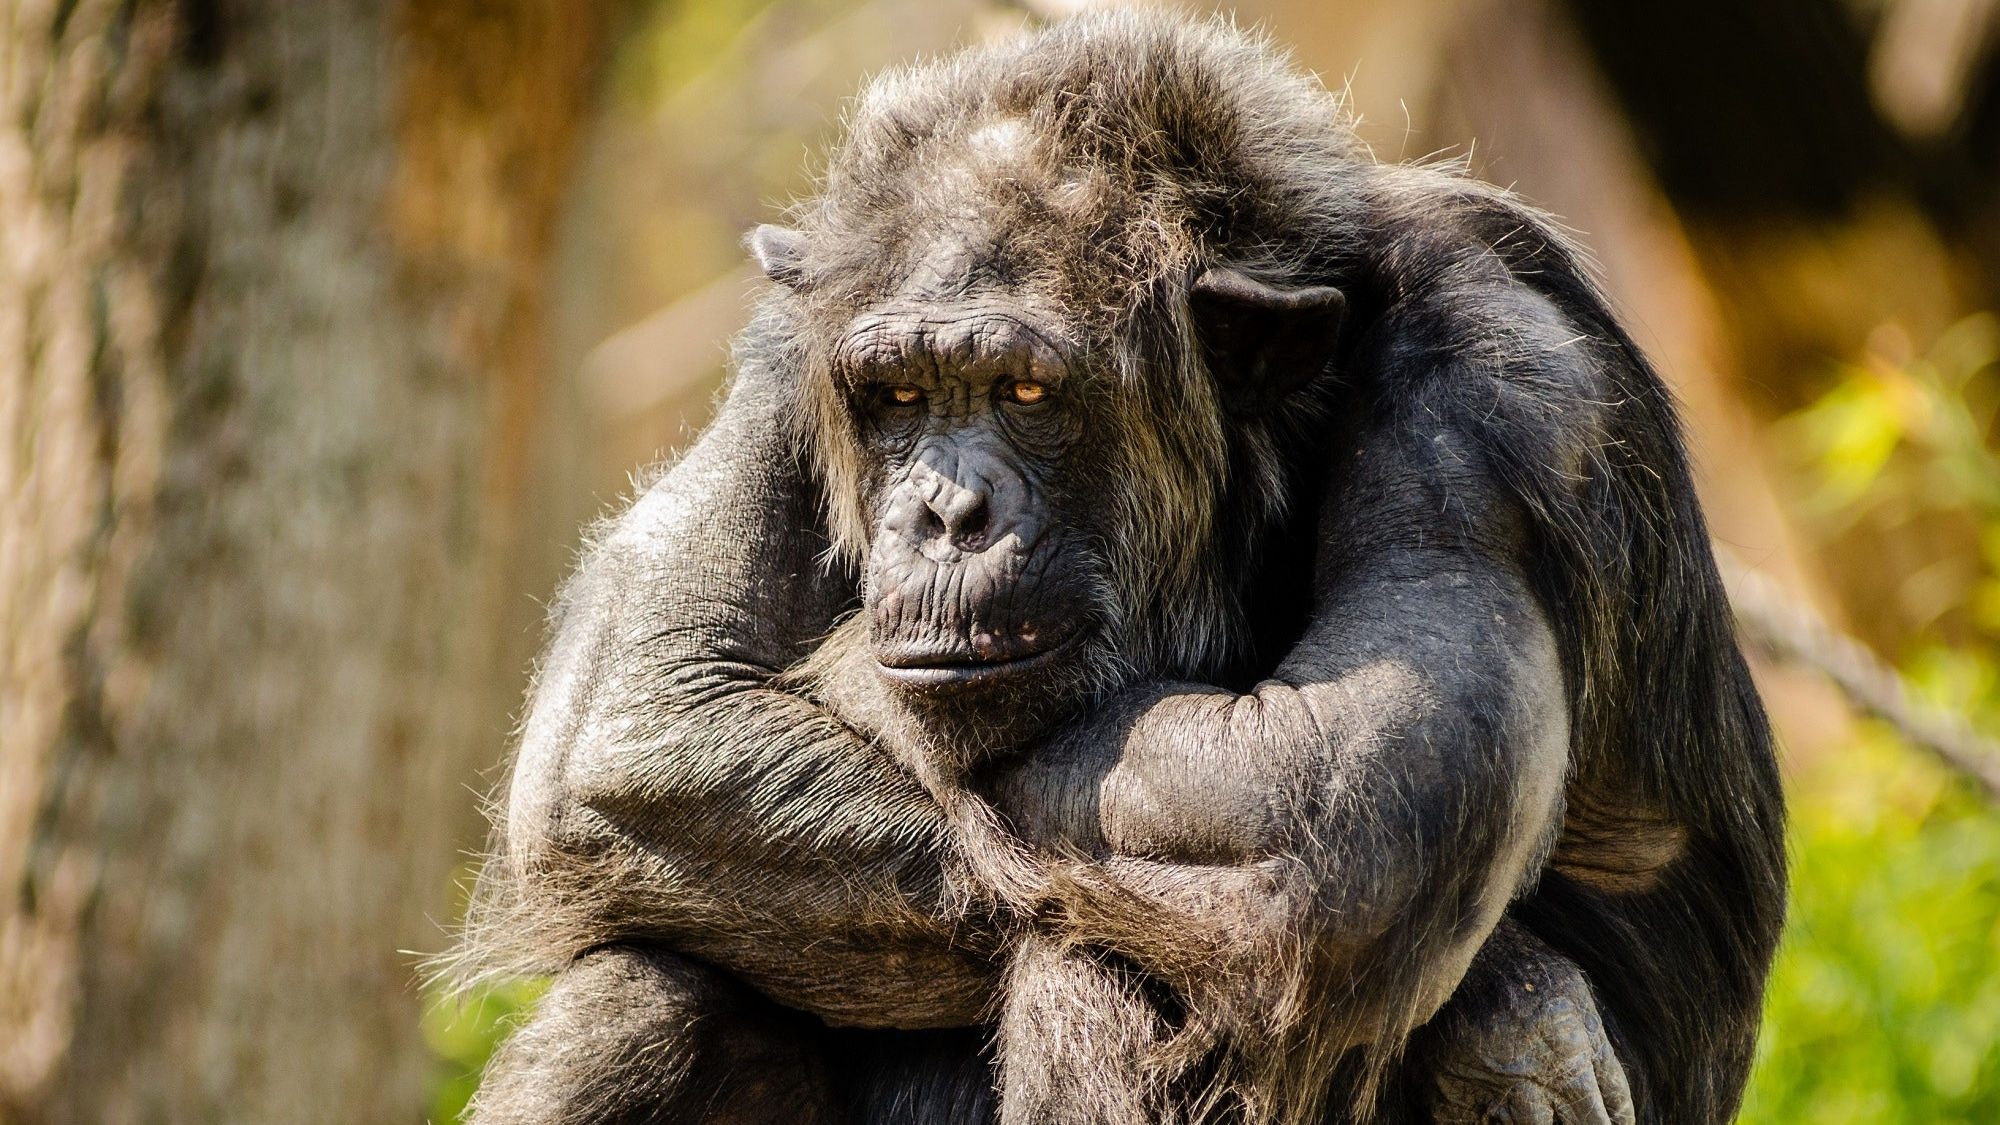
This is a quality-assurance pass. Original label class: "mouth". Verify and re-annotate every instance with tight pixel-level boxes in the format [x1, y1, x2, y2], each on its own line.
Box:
[875, 629, 1087, 688]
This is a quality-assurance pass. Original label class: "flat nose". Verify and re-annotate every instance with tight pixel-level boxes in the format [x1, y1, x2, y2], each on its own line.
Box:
[918, 471, 990, 551]
[891, 454, 996, 555]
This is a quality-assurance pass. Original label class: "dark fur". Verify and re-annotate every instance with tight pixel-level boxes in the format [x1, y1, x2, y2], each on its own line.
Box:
[456, 13, 1783, 1125]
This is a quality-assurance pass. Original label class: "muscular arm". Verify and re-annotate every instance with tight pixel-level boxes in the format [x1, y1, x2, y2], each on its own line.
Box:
[976, 407, 1588, 1119]
[1009, 523, 1564, 1041]
[991, 280, 1589, 1064]
[490, 312, 999, 1029]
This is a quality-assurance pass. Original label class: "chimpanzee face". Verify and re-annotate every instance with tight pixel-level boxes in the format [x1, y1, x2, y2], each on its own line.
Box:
[750, 221, 1345, 759]
[831, 301, 1109, 720]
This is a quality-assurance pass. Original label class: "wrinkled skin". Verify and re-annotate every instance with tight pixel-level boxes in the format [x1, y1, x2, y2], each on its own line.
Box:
[464, 14, 1781, 1125]
[1416, 923, 1635, 1125]
[827, 300, 1111, 771]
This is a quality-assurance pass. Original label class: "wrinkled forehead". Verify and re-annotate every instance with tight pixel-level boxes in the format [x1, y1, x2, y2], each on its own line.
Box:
[832, 300, 1073, 386]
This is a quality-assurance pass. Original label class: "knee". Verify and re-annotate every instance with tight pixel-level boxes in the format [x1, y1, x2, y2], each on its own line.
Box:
[469, 945, 836, 1125]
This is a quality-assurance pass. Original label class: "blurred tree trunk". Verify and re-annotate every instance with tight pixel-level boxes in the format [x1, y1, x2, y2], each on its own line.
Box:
[0, 2, 608, 1122]
[1560, 0, 1992, 658]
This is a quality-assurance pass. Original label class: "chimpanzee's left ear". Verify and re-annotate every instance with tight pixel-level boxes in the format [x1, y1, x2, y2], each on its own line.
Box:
[1190, 266, 1347, 414]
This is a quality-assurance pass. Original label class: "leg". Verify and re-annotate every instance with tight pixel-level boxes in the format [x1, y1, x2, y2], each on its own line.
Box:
[468, 945, 842, 1125]
[993, 922, 1631, 1125]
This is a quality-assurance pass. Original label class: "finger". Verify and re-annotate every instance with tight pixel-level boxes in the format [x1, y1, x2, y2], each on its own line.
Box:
[1502, 1083, 1555, 1125]
[1593, 1046, 1636, 1125]
[1428, 1072, 1502, 1125]
[1547, 1062, 1613, 1125]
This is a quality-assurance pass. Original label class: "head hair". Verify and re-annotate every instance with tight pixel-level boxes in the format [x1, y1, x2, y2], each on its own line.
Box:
[768, 11, 1371, 679]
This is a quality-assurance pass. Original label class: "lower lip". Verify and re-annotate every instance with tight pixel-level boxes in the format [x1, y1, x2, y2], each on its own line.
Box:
[876, 635, 1080, 687]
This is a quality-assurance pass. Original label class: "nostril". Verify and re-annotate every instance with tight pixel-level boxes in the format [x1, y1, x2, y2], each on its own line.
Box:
[952, 496, 991, 548]
[912, 502, 947, 544]
[922, 487, 991, 549]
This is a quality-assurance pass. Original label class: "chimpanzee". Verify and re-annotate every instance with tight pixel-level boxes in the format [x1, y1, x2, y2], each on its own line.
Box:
[456, 13, 1784, 1125]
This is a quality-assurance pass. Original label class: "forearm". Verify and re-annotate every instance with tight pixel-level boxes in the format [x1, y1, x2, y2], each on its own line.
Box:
[995, 559, 1570, 1038]
[530, 684, 1002, 1027]
[506, 572, 1003, 1027]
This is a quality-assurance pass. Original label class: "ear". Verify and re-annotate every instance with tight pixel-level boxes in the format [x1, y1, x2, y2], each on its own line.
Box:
[749, 224, 809, 289]
[1189, 266, 1347, 413]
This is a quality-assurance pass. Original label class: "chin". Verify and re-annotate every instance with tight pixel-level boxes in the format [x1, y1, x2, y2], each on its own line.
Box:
[873, 628, 1104, 768]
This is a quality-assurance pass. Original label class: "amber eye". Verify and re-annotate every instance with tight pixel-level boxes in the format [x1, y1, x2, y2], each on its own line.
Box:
[883, 385, 924, 406]
[1004, 380, 1048, 405]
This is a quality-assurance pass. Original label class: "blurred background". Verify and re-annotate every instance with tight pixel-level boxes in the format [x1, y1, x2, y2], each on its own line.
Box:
[4, 0, 1999, 1121]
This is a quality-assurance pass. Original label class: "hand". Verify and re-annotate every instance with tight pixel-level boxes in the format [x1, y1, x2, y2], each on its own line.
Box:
[1422, 942, 1634, 1125]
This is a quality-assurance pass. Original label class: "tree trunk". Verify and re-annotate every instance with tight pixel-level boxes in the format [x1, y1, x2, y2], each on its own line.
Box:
[0, 2, 606, 1121]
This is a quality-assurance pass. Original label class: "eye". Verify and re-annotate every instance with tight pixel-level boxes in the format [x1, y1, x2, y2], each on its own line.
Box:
[1003, 380, 1048, 406]
[879, 384, 924, 408]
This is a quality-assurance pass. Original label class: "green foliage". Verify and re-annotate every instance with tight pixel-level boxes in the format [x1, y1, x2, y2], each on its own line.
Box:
[422, 976, 549, 1125]
[1741, 734, 2000, 1124]
[1742, 315, 2000, 1122]
[1778, 315, 2000, 517]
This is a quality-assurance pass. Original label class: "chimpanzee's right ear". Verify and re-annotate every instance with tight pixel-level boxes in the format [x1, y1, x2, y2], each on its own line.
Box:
[749, 225, 810, 289]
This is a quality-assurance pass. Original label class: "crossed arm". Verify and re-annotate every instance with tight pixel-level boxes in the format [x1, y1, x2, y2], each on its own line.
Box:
[985, 415, 1574, 1065]
[497, 351, 1001, 1028]
[500, 336, 1570, 1049]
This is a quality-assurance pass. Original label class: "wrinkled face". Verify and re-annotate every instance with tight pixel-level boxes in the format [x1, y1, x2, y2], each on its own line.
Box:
[833, 301, 1108, 730]
[751, 220, 1347, 763]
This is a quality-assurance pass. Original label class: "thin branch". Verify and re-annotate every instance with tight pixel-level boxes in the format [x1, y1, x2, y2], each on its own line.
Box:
[1715, 546, 2000, 803]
